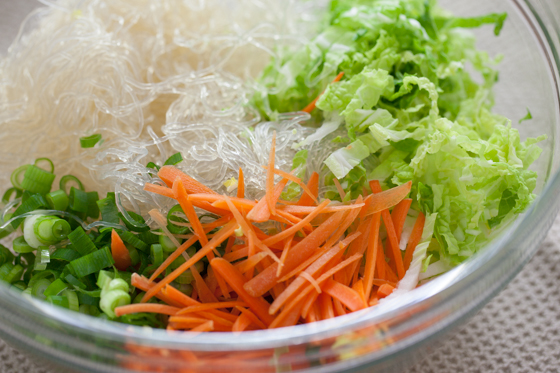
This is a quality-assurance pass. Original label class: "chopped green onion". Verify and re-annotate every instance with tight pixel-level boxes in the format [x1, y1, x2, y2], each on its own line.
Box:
[175, 283, 193, 297]
[96, 197, 119, 224]
[77, 292, 100, 306]
[163, 152, 183, 166]
[0, 245, 14, 266]
[2, 188, 22, 204]
[100, 289, 130, 318]
[167, 205, 190, 235]
[63, 289, 80, 311]
[20, 165, 55, 195]
[11, 165, 30, 190]
[67, 246, 114, 278]
[46, 190, 69, 211]
[86, 191, 100, 219]
[107, 278, 129, 293]
[138, 230, 159, 245]
[150, 244, 164, 267]
[59, 175, 84, 195]
[0, 263, 23, 284]
[47, 295, 69, 308]
[11, 194, 48, 228]
[12, 281, 27, 292]
[146, 162, 160, 171]
[159, 234, 180, 253]
[13, 236, 35, 253]
[34, 216, 71, 244]
[118, 231, 149, 252]
[96, 270, 114, 290]
[174, 270, 194, 284]
[44, 278, 68, 297]
[79, 304, 100, 316]
[119, 211, 149, 232]
[126, 244, 140, 266]
[0, 213, 15, 240]
[28, 270, 57, 289]
[80, 134, 102, 148]
[51, 248, 81, 262]
[31, 278, 52, 299]
[68, 187, 88, 214]
[34, 158, 55, 173]
[34, 249, 50, 271]
[68, 227, 97, 256]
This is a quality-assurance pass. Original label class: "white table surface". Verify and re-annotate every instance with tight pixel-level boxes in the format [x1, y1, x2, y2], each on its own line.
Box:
[1, 1, 560, 372]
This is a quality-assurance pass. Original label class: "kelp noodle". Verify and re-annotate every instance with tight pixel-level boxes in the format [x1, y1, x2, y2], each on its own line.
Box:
[0, 0, 333, 217]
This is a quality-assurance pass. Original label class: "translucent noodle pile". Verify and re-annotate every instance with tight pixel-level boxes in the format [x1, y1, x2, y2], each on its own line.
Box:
[0, 0, 331, 219]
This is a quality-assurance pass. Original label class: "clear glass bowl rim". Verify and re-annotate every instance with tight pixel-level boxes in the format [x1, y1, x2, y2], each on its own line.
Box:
[0, 0, 559, 358]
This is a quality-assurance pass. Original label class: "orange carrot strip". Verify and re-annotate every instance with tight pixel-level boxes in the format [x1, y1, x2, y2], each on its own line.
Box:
[269, 298, 306, 329]
[232, 313, 253, 333]
[132, 274, 196, 308]
[111, 230, 132, 271]
[143, 183, 175, 199]
[149, 235, 198, 282]
[391, 198, 412, 239]
[404, 212, 426, 270]
[322, 279, 365, 312]
[190, 268, 219, 304]
[297, 172, 319, 206]
[191, 320, 214, 332]
[269, 254, 362, 328]
[351, 279, 367, 307]
[376, 236, 386, 280]
[210, 258, 275, 326]
[244, 211, 345, 298]
[177, 301, 247, 315]
[363, 212, 381, 300]
[276, 234, 294, 278]
[210, 197, 256, 212]
[235, 307, 267, 330]
[385, 262, 399, 283]
[318, 293, 334, 320]
[141, 220, 238, 303]
[338, 217, 371, 285]
[333, 298, 346, 316]
[168, 316, 208, 324]
[192, 311, 234, 327]
[223, 247, 249, 263]
[246, 176, 290, 222]
[158, 166, 218, 195]
[234, 252, 268, 274]
[302, 72, 344, 113]
[222, 195, 280, 264]
[305, 303, 320, 323]
[370, 181, 405, 279]
[332, 178, 346, 200]
[264, 166, 318, 204]
[266, 132, 277, 216]
[371, 279, 397, 287]
[262, 199, 329, 247]
[269, 232, 361, 314]
[301, 292, 320, 319]
[237, 167, 245, 199]
[377, 284, 395, 299]
[362, 181, 412, 217]
[115, 304, 180, 317]
[212, 266, 231, 299]
[277, 203, 364, 216]
[173, 178, 210, 247]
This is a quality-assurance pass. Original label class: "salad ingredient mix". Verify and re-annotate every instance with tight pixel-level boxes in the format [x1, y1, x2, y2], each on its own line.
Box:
[0, 0, 546, 331]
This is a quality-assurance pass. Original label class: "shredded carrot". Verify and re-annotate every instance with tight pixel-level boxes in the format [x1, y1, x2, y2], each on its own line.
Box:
[297, 172, 319, 206]
[377, 284, 395, 299]
[332, 178, 346, 200]
[191, 320, 214, 332]
[363, 212, 381, 300]
[276, 233, 294, 278]
[351, 279, 367, 308]
[149, 235, 198, 282]
[235, 307, 267, 330]
[322, 279, 365, 312]
[237, 167, 245, 199]
[190, 268, 219, 304]
[376, 236, 386, 280]
[244, 211, 345, 298]
[264, 166, 318, 204]
[232, 313, 253, 333]
[404, 212, 426, 271]
[246, 177, 290, 222]
[158, 166, 218, 195]
[173, 178, 209, 247]
[370, 180, 406, 279]
[210, 258, 275, 326]
[114, 304, 180, 317]
[234, 252, 268, 274]
[111, 229, 132, 271]
[177, 301, 247, 315]
[300, 272, 322, 294]
[277, 203, 364, 216]
[362, 181, 412, 217]
[391, 198, 412, 239]
[143, 183, 175, 199]
[266, 132, 277, 216]
[318, 293, 334, 320]
[301, 72, 344, 113]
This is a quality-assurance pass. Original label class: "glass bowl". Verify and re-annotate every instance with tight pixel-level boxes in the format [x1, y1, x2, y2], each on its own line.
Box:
[0, 0, 559, 372]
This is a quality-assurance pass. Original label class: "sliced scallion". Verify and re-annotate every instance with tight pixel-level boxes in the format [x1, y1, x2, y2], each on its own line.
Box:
[118, 231, 148, 252]
[34, 158, 55, 173]
[150, 244, 163, 267]
[167, 205, 190, 235]
[163, 152, 183, 166]
[100, 289, 130, 318]
[59, 175, 84, 194]
[64, 289, 80, 312]
[0, 263, 23, 284]
[86, 191, 100, 219]
[10, 165, 30, 190]
[44, 278, 68, 297]
[146, 162, 160, 171]
[47, 295, 69, 308]
[67, 227, 97, 256]
[20, 165, 55, 195]
[34, 249, 50, 271]
[119, 211, 149, 232]
[0, 245, 14, 266]
[46, 190, 69, 211]
[159, 234, 180, 253]
[31, 278, 52, 299]
[79, 134, 102, 148]
[68, 187, 89, 214]
[51, 248, 81, 262]
[67, 246, 114, 278]
[34, 216, 71, 244]
[2, 188, 22, 204]
[13, 236, 35, 254]
[11, 194, 48, 228]
[96, 197, 119, 224]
